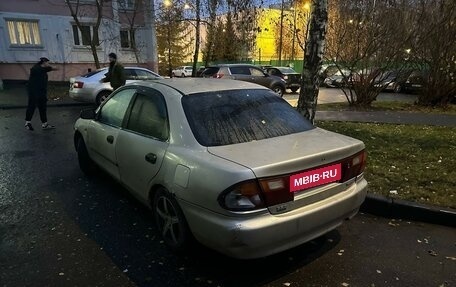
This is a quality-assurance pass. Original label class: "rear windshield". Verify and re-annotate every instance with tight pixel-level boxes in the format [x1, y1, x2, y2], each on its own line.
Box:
[201, 67, 220, 76]
[182, 89, 314, 146]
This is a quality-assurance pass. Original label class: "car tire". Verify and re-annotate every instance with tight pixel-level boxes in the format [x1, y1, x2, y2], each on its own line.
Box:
[77, 137, 97, 176]
[290, 87, 299, 93]
[153, 188, 191, 252]
[394, 84, 402, 93]
[272, 85, 285, 97]
[172, 72, 176, 78]
[181, 73, 186, 78]
[96, 91, 111, 106]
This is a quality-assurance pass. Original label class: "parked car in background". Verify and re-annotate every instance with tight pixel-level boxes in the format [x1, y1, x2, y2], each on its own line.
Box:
[323, 69, 351, 88]
[69, 67, 162, 105]
[265, 66, 301, 93]
[196, 66, 206, 77]
[402, 70, 426, 94]
[201, 64, 287, 97]
[74, 78, 368, 259]
[373, 70, 413, 93]
[172, 66, 193, 77]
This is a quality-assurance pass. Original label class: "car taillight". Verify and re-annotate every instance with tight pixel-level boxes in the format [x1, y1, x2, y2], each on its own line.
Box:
[340, 150, 367, 182]
[219, 180, 265, 211]
[258, 177, 293, 206]
[73, 81, 84, 89]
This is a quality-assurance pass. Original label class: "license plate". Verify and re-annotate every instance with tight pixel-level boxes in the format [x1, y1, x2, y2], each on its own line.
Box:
[289, 163, 342, 192]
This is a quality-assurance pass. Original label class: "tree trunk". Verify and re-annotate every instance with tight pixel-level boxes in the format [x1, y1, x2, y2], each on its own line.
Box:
[296, 0, 328, 124]
[192, 0, 201, 77]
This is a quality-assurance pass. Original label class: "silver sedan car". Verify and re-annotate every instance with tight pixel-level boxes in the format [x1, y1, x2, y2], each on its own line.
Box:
[69, 67, 162, 105]
[73, 79, 368, 259]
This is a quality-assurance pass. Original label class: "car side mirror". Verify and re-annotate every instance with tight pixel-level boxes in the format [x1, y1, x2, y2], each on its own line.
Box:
[80, 108, 96, 120]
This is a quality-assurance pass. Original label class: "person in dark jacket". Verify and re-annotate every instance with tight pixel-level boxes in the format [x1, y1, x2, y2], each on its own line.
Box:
[25, 57, 57, 131]
[102, 52, 126, 91]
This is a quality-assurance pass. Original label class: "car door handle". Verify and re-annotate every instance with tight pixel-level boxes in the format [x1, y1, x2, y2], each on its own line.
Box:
[106, 135, 114, 144]
[145, 153, 157, 164]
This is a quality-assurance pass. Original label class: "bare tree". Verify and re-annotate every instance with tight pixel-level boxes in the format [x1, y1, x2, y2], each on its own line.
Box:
[409, 0, 456, 106]
[296, 0, 328, 123]
[65, 0, 107, 69]
[324, 0, 415, 107]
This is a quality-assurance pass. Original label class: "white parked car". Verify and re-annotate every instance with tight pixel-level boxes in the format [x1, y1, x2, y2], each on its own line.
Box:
[172, 66, 193, 77]
[74, 78, 368, 259]
[69, 67, 163, 105]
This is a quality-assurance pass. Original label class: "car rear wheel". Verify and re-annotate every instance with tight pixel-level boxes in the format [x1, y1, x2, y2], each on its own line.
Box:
[394, 84, 402, 93]
[153, 188, 191, 251]
[181, 73, 186, 78]
[272, 85, 285, 97]
[96, 91, 111, 106]
[77, 137, 97, 176]
[290, 87, 299, 93]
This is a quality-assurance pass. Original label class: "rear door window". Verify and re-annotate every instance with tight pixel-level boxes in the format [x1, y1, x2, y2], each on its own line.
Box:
[126, 90, 168, 140]
[124, 69, 137, 80]
[230, 66, 251, 75]
[182, 89, 314, 146]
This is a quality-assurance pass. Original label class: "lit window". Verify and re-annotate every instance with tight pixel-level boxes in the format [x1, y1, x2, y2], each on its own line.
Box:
[72, 24, 99, 46]
[7, 19, 41, 46]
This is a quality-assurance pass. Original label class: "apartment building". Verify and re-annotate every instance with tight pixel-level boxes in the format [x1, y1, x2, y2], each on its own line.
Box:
[0, 0, 157, 82]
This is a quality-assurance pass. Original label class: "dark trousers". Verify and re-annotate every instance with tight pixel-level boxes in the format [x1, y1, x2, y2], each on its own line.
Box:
[25, 95, 47, 123]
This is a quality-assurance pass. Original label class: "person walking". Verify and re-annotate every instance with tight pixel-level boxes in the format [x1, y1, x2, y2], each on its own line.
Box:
[25, 57, 57, 131]
[102, 52, 126, 91]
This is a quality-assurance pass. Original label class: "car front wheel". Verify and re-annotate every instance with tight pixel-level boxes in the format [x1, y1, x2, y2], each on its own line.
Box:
[153, 188, 191, 251]
[77, 137, 97, 176]
[272, 85, 285, 97]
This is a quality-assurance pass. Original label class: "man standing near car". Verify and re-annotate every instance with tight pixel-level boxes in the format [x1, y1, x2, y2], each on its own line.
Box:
[25, 57, 57, 131]
[102, 52, 126, 91]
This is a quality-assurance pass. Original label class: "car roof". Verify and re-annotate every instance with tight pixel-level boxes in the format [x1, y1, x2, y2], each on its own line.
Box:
[129, 78, 269, 95]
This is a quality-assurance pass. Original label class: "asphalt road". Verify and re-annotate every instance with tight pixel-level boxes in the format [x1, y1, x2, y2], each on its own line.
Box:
[0, 106, 454, 287]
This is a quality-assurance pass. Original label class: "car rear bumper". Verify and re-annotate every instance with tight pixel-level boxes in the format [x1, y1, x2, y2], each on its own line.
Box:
[181, 178, 367, 259]
[69, 90, 95, 103]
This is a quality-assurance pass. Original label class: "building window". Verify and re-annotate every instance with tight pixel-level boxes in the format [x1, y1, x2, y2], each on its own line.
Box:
[72, 24, 99, 46]
[120, 29, 135, 48]
[6, 19, 41, 46]
[118, 0, 135, 10]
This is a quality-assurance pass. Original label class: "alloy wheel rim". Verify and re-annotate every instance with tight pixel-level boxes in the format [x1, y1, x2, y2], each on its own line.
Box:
[155, 196, 181, 245]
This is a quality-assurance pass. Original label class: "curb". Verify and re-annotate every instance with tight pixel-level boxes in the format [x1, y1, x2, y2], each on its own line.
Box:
[0, 102, 93, 110]
[360, 193, 456, 227]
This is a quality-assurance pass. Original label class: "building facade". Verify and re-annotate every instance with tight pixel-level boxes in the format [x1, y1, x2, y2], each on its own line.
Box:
[0, 0, 157, 82]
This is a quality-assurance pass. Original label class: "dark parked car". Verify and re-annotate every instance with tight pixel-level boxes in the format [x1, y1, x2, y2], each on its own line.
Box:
[402, 70, 426, 94]
[373, 70, 414, 93]
[201, 64, 287, 97]
[265, 66, 301, 93]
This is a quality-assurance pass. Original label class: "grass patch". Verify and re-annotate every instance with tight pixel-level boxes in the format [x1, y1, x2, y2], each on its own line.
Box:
[317, 121, 456, 209]
[318, 101, 456, 115]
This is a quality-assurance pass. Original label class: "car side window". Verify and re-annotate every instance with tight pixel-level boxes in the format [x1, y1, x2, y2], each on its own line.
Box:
[135, 69, 157, 80]
[268, 69, 278, 76]
[124, 69, 136, 80]
[99, 88, 136, 127]
[230, 66, 251, 75]
[126, 90, 168, 140]
[250, 67, 265, 77]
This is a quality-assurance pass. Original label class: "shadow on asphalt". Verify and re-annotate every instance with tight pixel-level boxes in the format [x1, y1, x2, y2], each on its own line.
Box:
[56, 170, 341, 287]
